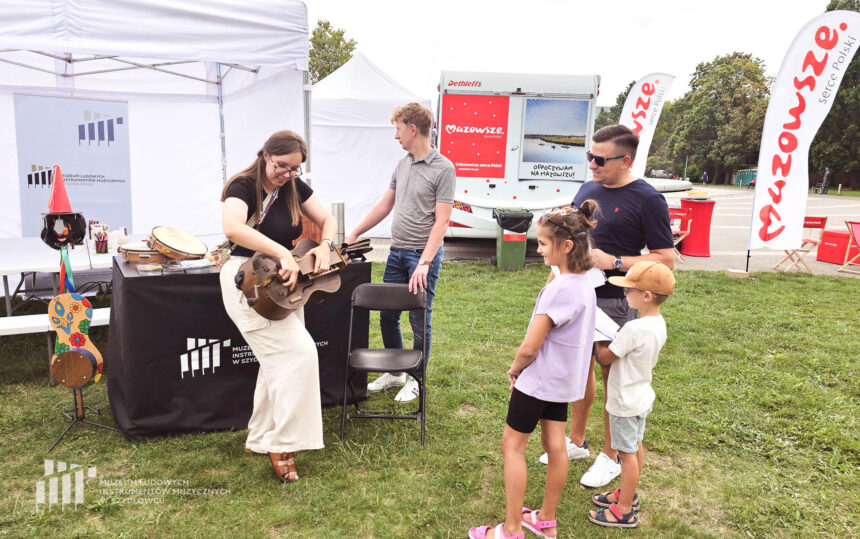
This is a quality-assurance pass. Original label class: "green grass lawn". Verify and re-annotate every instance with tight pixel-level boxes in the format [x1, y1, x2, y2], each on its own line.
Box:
[825, 188, 860, 198]
[0, 263, 858, 537]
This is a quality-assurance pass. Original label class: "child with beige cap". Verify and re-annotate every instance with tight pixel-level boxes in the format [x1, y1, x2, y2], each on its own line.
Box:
[587, 261, 675, 528]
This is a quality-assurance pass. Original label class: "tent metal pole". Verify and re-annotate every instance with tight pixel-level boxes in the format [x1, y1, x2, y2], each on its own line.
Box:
[303, 70, 312, 181]
[217, 63, 227, 185]
[30, 51, 119, 63]
[0, 57, 57, 76]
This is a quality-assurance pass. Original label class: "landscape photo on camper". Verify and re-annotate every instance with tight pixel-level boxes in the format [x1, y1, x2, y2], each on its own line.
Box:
[521, 98, 588, 164]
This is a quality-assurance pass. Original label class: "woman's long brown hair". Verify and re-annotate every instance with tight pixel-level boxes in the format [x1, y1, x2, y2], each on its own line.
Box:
[221, 130, 308, 226]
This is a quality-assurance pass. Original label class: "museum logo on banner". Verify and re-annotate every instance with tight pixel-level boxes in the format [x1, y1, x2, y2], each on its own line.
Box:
[35, 459, 97, 511]
[14, 95, 133, 237]
[25, 164, 54, 188]
[78, 110, 125, 147]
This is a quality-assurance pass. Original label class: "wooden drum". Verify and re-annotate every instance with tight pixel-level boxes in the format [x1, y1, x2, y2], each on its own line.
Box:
[150, 226, 207, 260]
[118, 241, 168, 263]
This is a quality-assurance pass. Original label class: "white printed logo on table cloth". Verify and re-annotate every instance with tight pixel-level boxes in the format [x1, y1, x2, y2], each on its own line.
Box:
[179, 338, 233, 378]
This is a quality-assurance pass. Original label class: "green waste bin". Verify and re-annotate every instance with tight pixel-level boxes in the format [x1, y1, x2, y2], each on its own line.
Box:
[493, 208, 533, 270]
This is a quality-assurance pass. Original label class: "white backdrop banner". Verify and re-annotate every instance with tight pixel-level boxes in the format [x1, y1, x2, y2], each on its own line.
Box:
[619, 73, 674, 179]
[14, 95, 132, 237]
[749, 10, 860, 250]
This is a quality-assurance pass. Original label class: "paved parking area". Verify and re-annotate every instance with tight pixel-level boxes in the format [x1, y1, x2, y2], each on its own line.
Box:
[365, 186, 860, 278]
[663, 187, 860, 277]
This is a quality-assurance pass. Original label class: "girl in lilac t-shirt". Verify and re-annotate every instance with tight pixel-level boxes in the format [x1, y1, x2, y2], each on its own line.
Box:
[469, 202, 598, 539]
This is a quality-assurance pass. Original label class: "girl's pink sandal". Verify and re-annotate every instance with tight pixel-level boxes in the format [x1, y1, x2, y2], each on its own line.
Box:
[521, 507, 557, 538]
[468, 523, 525, 539]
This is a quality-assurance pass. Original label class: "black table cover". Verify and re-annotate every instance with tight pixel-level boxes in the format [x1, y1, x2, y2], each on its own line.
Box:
[107, 257, 370, 440]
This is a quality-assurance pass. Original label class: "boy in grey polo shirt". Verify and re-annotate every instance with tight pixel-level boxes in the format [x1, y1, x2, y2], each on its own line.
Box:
[346, 102, 454, 402]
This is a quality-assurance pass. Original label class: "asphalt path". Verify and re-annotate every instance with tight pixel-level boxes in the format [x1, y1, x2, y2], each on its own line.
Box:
[662, 187, 859, 277]
[364, 186, 860, 278]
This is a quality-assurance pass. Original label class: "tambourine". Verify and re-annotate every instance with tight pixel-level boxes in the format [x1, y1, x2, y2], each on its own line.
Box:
[118, 241, 168, 263]
[150, 226, 207, 260]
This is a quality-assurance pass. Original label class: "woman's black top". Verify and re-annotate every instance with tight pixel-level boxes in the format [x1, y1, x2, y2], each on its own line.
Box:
[224, 176, 313, 257]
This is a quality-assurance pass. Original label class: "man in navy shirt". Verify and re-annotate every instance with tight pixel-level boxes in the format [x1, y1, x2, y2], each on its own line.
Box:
[538, 124, 674, 490]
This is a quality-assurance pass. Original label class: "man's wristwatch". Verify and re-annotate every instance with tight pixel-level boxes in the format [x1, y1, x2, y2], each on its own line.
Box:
[418, 258, 431, 266]
[322, 239, 336, 249]
[613, 255, 623, 270]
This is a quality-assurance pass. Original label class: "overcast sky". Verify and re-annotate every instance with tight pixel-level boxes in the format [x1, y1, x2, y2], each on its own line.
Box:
[306, 0, 833, 106]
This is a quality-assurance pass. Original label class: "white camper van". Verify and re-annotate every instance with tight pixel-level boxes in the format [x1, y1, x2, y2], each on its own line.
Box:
[436, 71, 601, 238]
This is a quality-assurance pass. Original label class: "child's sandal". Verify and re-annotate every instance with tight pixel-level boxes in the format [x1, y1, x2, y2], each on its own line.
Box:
[521, 507, 557, 538]
[468, 523, 524, 539]
[592, 488, 640, 511]
[588, 503, 639, 528]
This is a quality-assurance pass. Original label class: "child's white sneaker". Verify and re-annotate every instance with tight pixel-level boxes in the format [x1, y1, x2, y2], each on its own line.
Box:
[538, 437, 590, 464]
[367, 372, 406, 393]
[580, 452, 621, 488]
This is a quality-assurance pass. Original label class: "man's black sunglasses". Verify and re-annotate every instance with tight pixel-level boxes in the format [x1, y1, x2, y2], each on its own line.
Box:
[586, 151, 626, 167]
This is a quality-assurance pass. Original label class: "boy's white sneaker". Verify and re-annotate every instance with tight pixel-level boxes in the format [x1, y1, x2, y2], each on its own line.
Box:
[580, 452, 622, 488]
[367, 372, 406, 393]
[538, 437, 590, 465]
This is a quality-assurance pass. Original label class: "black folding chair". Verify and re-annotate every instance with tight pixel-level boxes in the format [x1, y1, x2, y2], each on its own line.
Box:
[340, 283, 428, 445]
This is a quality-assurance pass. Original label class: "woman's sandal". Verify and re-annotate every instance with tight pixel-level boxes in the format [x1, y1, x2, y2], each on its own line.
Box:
[592, 488, 640, 511]
[468, 523, 524, 539]
[521, 507, 557, 538]
[588, 503, 639, 528]
[268, 452, 298, 483]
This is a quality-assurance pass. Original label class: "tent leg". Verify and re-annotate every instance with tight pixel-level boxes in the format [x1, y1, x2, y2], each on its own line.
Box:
[217, 62, 227, 185]
[303, 70, 312, 178]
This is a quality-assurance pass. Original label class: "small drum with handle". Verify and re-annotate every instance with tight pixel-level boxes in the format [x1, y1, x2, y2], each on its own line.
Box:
[118, 241, 168, 263]
[150, 226, 207, 260]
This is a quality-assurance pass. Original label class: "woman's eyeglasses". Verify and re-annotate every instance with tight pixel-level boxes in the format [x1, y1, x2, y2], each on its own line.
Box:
[586, 151, 626, 167]
[269, 155, 302, 177]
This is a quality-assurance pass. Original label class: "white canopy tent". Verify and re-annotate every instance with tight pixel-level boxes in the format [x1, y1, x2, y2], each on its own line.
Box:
[311, 52, 431, 238]
[0, 0, 310, 240]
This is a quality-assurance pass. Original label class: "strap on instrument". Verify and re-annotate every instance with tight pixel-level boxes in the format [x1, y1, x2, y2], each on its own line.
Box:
[221, 187, 280, 255]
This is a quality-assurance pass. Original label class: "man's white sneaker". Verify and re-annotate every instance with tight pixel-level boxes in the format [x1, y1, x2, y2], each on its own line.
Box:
[538, 437, 590, 465]
[367, 372, 406, 393]
[580, 452, 622, 488]
[394, 376, 420, 403]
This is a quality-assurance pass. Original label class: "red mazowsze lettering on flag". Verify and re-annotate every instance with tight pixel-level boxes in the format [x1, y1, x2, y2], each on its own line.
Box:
[749, 10, 859, 250]
[440, 94, 509, 178]
[619, 73, 674, 179]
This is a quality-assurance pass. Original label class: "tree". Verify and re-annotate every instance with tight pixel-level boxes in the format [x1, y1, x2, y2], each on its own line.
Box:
[309, 20, 356, 84]
[645, 100, 686, 177]
[811, 0, 860, 188]
[594, 80, 635, 131]
[665, 52, 769, 184]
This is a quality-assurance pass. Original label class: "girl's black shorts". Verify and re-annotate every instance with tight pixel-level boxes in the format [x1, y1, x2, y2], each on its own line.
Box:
[506, 387, 568, 434]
